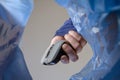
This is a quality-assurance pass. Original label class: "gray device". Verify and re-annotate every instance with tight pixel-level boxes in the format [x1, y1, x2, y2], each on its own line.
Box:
[41, 40, 72, 65]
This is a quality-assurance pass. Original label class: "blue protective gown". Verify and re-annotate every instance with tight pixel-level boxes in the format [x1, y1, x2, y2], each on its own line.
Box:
[55, 0, 120, 80]
[0, 0, 120, 80]
[0, 0, 33, 80]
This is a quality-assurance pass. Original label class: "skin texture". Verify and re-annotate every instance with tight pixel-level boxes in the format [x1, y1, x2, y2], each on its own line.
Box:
[51, 30, 87, 64]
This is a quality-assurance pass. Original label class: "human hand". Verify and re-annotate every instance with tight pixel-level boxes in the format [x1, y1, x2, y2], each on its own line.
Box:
[51, 30, 87, 64]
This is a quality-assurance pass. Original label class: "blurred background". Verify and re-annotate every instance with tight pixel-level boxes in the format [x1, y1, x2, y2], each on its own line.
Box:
[20, 0, 92, 80]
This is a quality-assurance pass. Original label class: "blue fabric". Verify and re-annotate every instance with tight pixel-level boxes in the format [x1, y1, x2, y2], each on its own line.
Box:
[55, 18, 77, 36]
[0, 0, 33, 80]
[88, 0, 120, 12]
[55, 17, 120, 80]
[55, 0, 120, 80]
[3, 46, 32, 80]
[0, 0, 120, 80]
[102, 58, 120, 80]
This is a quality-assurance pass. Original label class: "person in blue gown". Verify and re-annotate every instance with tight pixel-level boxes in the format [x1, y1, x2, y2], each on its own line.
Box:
[52, 0, 120, 80]
[0, 0, 33, 80]
[0, 0, 120, 80]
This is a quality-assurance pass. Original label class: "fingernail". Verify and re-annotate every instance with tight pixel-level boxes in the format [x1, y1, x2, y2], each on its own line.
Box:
[71, 55, 78, 62]
[61, 55, 69, 64]
[61, 59, 69, 64]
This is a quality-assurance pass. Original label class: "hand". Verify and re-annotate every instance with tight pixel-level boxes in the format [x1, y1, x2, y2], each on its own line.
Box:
[51, 30, 87, 64]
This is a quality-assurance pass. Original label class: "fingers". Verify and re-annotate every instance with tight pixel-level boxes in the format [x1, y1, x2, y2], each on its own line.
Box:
[51, 31, 87, 64]
[64, 30, 85, 53]
[50, 36, 64, 45]
[61, 30, 87, 64]
[80, 38, 87, 48]
[61, 44, 79, 64]
[69, 30, 87, 51]
[64, 34, 82, 53]
[68, 30, 82, 41]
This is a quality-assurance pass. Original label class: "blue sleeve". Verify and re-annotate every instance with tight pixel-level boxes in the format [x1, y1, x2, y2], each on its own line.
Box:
[89, 0, 120, 12]
[55, 18, 77, 36]
[56, 0, 120, 13]
[0, 0, 33, 80]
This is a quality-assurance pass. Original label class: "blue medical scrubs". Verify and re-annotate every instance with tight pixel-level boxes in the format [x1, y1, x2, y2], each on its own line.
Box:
[0, 0, 120, 80]
[0, 0, 33, 80]
[55, 0, 120, 80]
